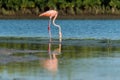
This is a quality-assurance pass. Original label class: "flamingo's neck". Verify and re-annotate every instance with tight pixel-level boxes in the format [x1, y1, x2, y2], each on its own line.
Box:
[52, 14, 62, 42]
[53, 14, 61, 31]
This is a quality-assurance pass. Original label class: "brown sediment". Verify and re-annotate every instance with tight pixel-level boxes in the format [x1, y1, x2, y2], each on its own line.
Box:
[59, 14, 120, 19]
[0, 14, 120, 19]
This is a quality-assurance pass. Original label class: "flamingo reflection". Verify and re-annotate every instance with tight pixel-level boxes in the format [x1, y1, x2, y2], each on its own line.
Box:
[42, 42, 61, 73]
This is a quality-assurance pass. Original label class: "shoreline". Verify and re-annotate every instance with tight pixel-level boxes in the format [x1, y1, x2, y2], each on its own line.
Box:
[1, 14, 120, 19]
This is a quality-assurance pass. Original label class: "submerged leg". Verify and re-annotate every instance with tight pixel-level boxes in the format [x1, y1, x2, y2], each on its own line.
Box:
[48, 18, 52, 42]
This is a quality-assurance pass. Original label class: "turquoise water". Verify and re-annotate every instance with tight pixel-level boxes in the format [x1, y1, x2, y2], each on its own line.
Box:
[0, 19, 120, 39]
[0, 19, 120, 80]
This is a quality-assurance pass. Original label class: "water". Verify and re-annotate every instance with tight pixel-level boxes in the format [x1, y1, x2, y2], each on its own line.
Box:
[0, 19, 120, 39]
[0, 19, 120, 80]
[0, 42, 120, 80]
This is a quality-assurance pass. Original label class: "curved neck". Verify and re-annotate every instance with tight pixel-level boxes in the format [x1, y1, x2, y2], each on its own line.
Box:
[52, 13, 62, 42]
[52, 14, 61, 33]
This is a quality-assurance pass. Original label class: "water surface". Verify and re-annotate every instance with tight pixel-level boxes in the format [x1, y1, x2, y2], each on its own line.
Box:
[0, 20, 120, 80]
[0, 19, 120, 39]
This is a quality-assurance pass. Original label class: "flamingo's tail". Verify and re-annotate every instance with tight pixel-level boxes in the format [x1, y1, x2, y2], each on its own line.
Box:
[39, 13, 45, 17]
[39, 11, 51, 17]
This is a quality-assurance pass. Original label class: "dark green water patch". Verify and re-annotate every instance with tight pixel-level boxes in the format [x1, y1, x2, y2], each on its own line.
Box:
[0, 37, 120, 64]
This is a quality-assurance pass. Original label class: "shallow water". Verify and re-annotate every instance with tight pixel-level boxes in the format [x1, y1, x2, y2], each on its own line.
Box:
[0, 20, 120, 80]
[0, 39, 120, 80]
[0, 19, 120, 39]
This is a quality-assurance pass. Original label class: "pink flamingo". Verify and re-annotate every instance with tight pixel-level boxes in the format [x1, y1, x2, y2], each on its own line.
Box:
[39, 10, 62, 42]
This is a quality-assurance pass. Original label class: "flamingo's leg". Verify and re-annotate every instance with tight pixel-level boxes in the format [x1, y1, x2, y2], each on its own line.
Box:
[48, 18, 52, 42]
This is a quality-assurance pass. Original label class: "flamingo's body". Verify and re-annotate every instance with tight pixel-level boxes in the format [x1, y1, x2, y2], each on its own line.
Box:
[39, 10, 57, 18]
[39, 10, 62, 42]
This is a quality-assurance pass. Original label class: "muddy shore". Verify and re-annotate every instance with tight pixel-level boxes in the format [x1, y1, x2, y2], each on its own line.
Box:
[0, 14, 120, 19]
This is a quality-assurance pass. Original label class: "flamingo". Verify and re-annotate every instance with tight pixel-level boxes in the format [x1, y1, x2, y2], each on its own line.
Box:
[39, 10, 62, 42]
